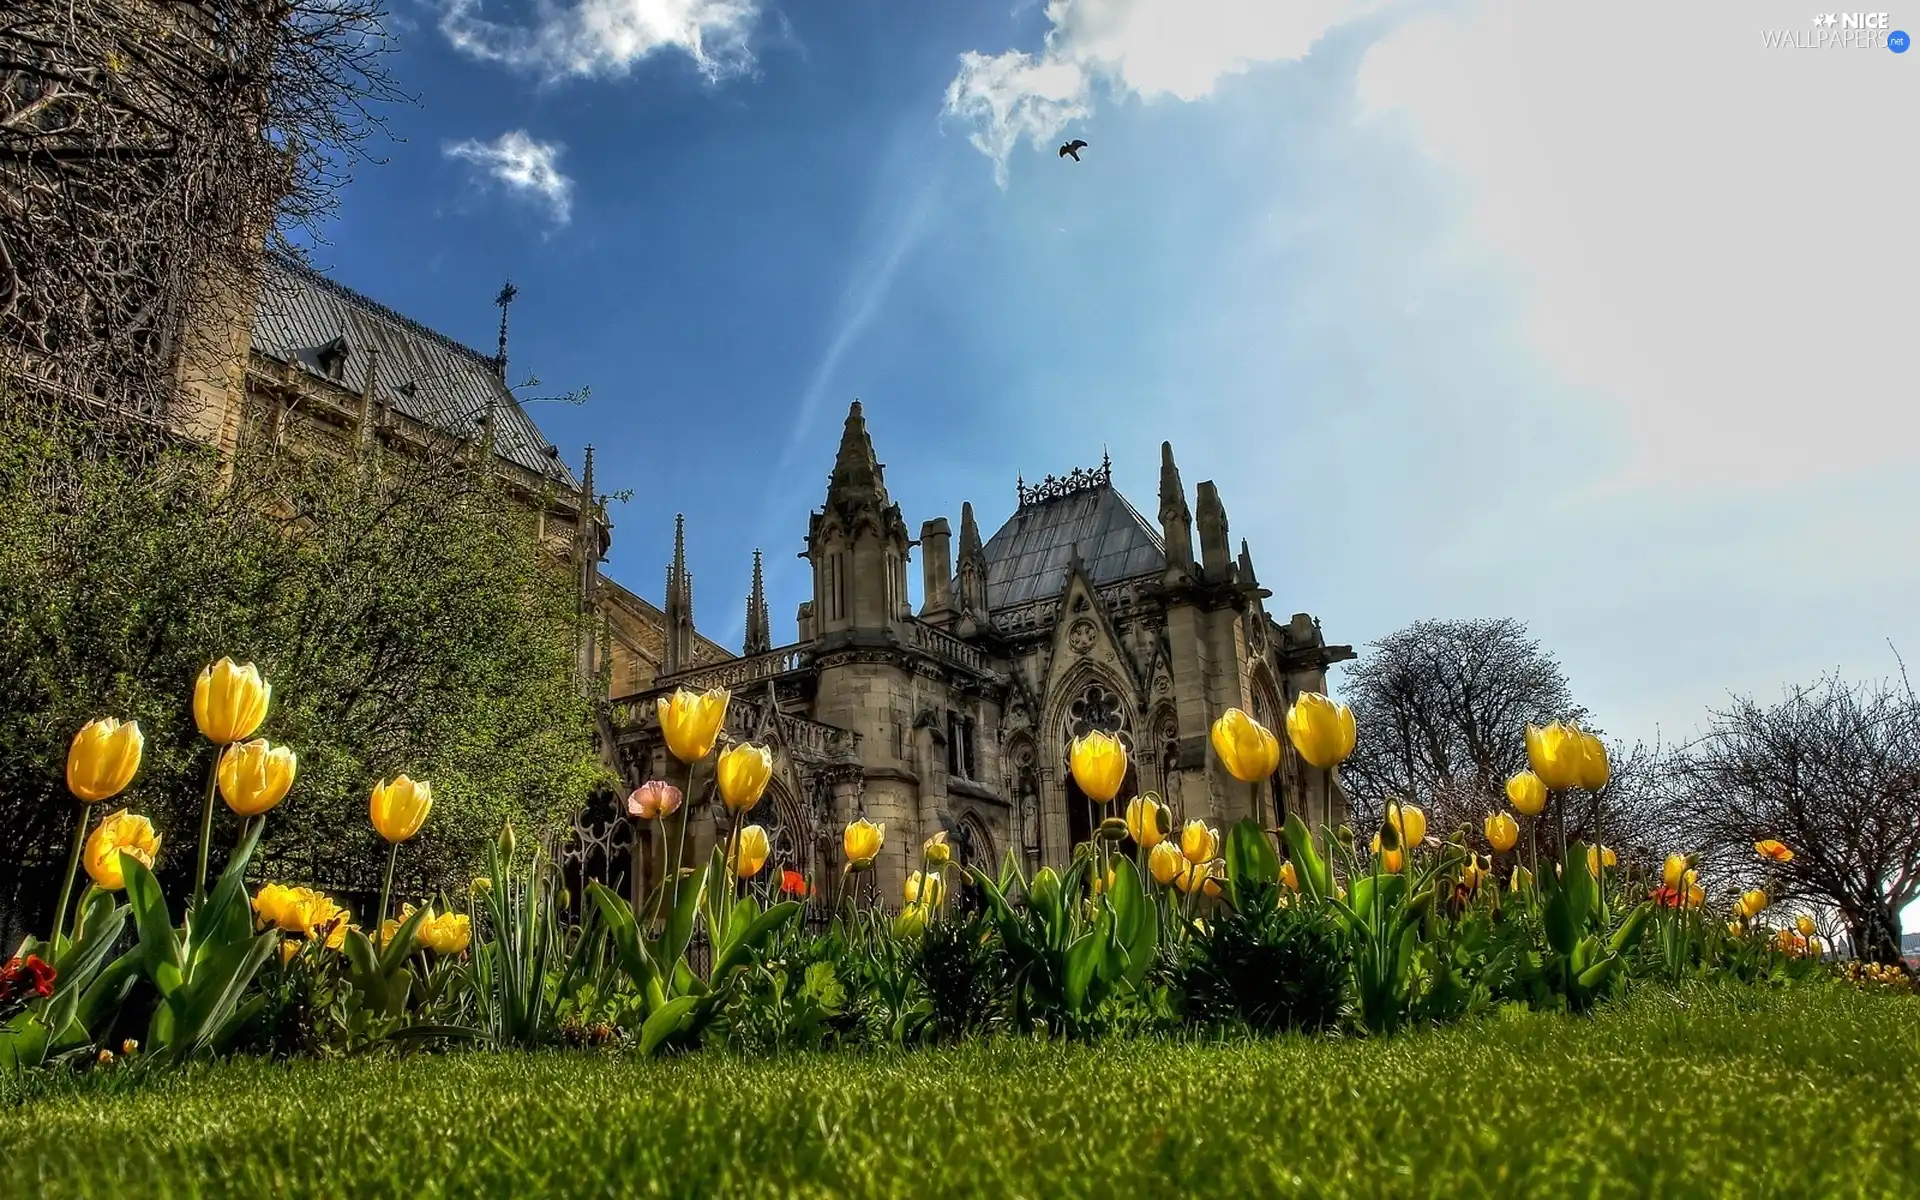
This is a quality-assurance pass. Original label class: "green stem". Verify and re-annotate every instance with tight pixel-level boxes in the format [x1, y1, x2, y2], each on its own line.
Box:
[191, 749, 222, 911]
[52, 803, 93, 958]
[377, 840, 400, 932]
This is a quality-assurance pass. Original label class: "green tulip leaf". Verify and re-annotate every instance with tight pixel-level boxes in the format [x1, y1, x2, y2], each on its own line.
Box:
[1280, 814, 1332, 903]
[122, 856, 182, 986]
[710, 900, 801, 982]
[1225, 819, 1281, 909]
[639, 994, 700, 1056]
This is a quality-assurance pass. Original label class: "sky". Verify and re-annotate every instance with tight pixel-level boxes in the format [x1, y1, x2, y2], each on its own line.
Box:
[307, 0, 1916, 764]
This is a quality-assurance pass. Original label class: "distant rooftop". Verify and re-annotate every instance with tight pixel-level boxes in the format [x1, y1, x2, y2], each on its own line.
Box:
[982, 462, 1166, 610]
[250, 253, 577, 486]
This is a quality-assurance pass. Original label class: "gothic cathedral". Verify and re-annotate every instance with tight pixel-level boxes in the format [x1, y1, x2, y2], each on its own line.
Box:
[601, 401, 1354, 902]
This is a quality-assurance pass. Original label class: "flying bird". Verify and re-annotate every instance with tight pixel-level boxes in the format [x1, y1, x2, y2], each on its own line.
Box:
[1058, 139, 1088, 162]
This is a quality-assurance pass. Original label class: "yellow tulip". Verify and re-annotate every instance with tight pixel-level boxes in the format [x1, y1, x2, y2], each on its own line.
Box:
[1663, 854, 1688, 889]
[1210, 708, 1282, 783]
[1738, 889, 1769, 919]
[279, 940, 299, 966]
[1068, 730, 1129, 804]
[83, 809, 160, 891]
[1686, 882, 1705, 909]
[843, 817, 884, 870]
[1807, 937, 1823, 956]
[1125, 794, 1171, 849]
[732, 824, 770, 879]
[1509, 864, 1533, 893]
[1524, 723, 1587, 791]
[193, 658, 271, 745]
[905, 869, 944, 906]
[217, 738, 298, 817]
[923, 830, 952, 867]
[252, 882, 305, 930]
[1754, 839, 1795, 864]
[1148, 840, 1185, 886]
[1280, 861, 1300, 892]
[1173, 860, 1206, 894]
[715, 742, 774, 815]
[1795, 915, 1816, 938]
[1726, 920, 1745, 937]
[421, 912, 472, 955]
[300, 894, 349, 945]
[1577, 732, 1611, 790]
[1586, 845, 1617, 874]
[1386, 802, 1427, 847]
[1462, 854, 1487, 890]
[1368, 833, 1405, 874]
[1179, 821, 1218, 865]
[1201, 860, 1226, 900]
[1504, 770, 1547, 817]
[893, 904, 929, 938]
[1284, 692, 1357, 770]
[655, 687, 731, 763]
[369, 775, 433, 844]
[1485, 811, 1519, 854]
[66, 718, 144, 804]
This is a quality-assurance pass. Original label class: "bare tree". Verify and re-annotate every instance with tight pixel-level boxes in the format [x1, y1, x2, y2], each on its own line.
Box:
[1338, 619, 1573, 829]
[1666, 673, 1920, 964]
[1, 0, 400, 421]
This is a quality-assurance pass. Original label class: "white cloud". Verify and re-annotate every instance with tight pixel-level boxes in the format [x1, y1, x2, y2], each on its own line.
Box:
[944, 0, 1377, 185]
[440, 0, 760, 81]
[1355, 2, 1918, 491]
[444, 131, 575, 224]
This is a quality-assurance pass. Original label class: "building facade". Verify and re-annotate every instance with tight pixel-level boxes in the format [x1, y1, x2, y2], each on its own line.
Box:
[601, 401, 1354, 903]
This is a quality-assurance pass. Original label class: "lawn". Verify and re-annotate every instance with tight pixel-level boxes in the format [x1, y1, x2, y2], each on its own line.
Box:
[5, 985, 1917, 1199]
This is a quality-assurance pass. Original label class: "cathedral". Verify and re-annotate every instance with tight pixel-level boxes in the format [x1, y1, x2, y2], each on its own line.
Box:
[102, 243, 1350, 906]
[598, 401, 1354, 902]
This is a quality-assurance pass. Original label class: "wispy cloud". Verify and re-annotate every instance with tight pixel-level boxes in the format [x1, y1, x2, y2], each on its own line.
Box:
[444, 131, 575, 224]
[944, 0, 1378, 186]
[439, 0, 762, 81]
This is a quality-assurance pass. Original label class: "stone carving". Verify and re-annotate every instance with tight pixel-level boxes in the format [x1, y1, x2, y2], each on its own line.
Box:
[1068, 619, 1096, 656]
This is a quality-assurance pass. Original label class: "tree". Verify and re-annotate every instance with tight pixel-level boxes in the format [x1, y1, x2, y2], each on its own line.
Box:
[0, 395, 611, 942]
[1335, 618, 1656, 863]
[2, 0, 400, 419]
[1667, 673, 1920, 964]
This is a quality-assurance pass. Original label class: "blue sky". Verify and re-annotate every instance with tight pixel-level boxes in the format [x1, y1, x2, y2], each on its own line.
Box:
[307, 0, 1915, 767]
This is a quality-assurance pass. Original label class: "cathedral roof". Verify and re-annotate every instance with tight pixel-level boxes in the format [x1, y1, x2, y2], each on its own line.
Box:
[981, 482, 1166, 610]
[250, 253, 577, 486]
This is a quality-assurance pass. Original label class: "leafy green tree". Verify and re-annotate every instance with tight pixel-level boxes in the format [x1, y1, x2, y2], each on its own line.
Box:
[0, 399, 611, 937]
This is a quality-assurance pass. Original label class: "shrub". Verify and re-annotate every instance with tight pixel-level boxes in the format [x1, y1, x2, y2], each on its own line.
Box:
[1176, 884, 1347, 1034]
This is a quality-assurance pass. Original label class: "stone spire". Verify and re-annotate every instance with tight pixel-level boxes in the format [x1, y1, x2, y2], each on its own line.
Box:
[664, 513, 695, 674]
[1237, 537, 1258, 586]
[744, 549, 771, 655]
[955, 501, 988, 615]
[1158, 441, 1194, 571]
[919, 517, 953, 620]
[493, 279, 517, 383]
[825, 399, 888, 512]
[1196, 481, 1232, 577]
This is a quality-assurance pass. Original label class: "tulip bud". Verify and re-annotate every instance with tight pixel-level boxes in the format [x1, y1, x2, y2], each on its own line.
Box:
[66, 718, 144, 805]
[498, 819, 516, 862]
[1485, 811, 1519, 854]
[1662, 854, 1687, 889]
[1335, 824, 1355, 846]
[1027, 868, 1062, 911]
[1795, 915, 1816, 938]
[1213, 707, 1284, 782]
[121, 1039, 138, 1056]
[843, 818, 885, 870]
[716, 742, 775, 815]
[1068, 731, 1129, 804]
[1280, 861, 1300, 892]
[1148, 841, 1185, 887]
[923, 830, 952, 867]
[1504, 770, 1547, 817]
[193, 658, 271, 745]
[893, 904, 929, 939]
[1125, 794, 1171, 849]
[1096, 817, 1130, 843]
[1283, 693, 1357, 770]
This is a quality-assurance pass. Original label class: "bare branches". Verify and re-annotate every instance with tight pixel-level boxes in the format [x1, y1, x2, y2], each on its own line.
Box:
[1340, 619, 1580, 837]
[1667, 674, 1920, 963]
[1, 0, 400, 421]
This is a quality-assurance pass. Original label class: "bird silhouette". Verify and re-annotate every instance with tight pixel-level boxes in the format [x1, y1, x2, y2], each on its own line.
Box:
[1058, 139, 1088, 162]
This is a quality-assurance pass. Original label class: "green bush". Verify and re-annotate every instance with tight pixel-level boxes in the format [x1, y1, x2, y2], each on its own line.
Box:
[1176, 884, 1347, 1034]
[0, 399, 610, 922]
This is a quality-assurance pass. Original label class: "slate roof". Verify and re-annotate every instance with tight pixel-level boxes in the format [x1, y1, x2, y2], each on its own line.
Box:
[250, 253, 577, 486]
[982, 484, 1166, 610]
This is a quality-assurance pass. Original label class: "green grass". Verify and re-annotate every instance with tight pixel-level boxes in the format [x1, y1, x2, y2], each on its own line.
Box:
[6, 985, 1918, 1199]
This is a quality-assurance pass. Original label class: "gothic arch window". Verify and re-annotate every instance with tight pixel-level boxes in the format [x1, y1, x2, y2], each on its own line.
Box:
[1149, 704, 1179, 797]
